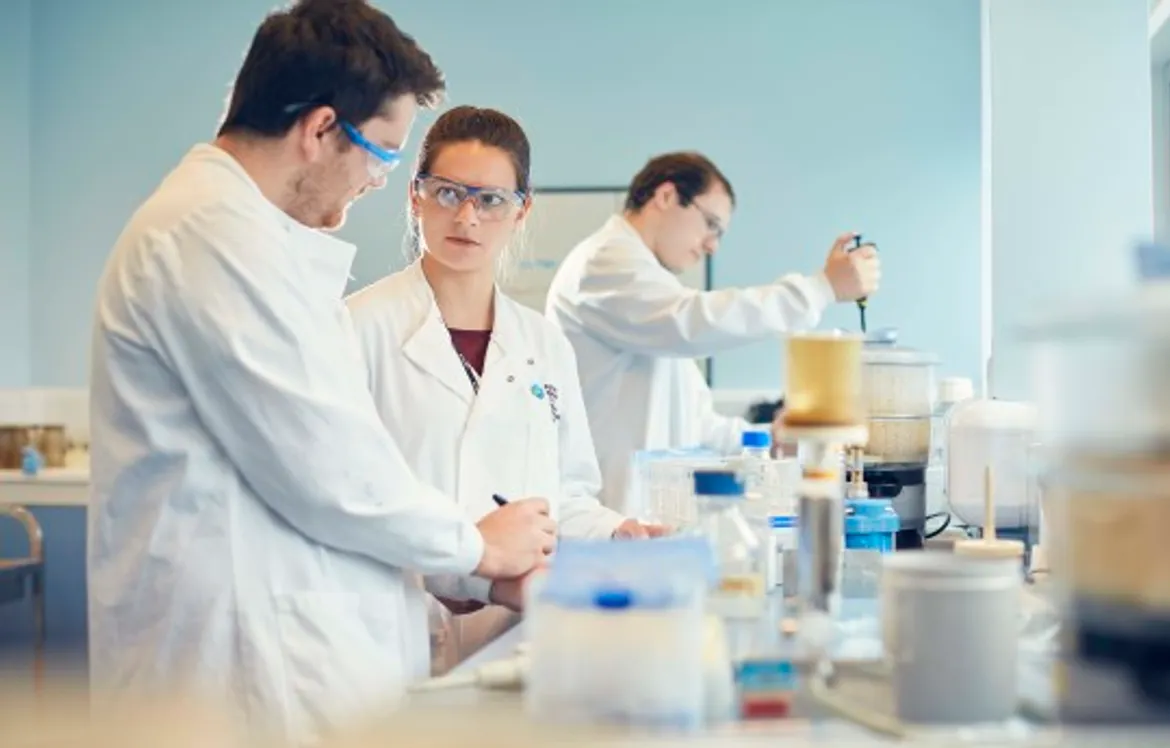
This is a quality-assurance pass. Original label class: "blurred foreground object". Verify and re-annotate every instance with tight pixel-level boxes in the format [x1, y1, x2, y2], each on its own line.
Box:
[0, 678, 256, 748]
[1022, 240, 1170, 723]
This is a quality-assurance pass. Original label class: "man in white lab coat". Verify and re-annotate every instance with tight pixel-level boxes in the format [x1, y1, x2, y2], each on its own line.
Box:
[86, 1, 554, 743]
[545, 151, 880, 514]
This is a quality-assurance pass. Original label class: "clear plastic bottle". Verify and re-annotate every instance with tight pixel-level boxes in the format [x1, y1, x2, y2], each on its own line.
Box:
[692, 468, 765, 619]
[739, 430, 779, 589]
[740, 429, 772, 494]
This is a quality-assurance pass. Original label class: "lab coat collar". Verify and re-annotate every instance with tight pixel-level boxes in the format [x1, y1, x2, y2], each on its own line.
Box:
[399, 259, 525, 402]
[605, 213, 660, 261]
[186, 143, 358, 300]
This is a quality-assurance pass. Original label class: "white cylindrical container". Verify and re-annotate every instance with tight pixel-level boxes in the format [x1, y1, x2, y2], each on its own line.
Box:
[945, 399, 1039, 530]
[860, 345, 938, 465]
[861, 345, 939, 417]
[881, 551, 1022, 725]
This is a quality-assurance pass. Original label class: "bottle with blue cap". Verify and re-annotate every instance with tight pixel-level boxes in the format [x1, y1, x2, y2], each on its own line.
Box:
[738, 429, 778, 590]
[692, 468, 765, 619]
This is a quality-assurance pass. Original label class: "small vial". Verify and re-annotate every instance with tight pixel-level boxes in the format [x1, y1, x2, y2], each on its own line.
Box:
[692, 469, 765, 619]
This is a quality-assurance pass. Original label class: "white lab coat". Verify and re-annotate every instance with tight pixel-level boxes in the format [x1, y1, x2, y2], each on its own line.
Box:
[545, 215, 834, 515]
[346, 260, 626, 666]
[87, 144, 486, 745]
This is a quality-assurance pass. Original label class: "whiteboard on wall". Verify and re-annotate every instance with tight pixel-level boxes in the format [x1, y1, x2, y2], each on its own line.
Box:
[502, 186, 712, 382]
[502, 187, 709, 312]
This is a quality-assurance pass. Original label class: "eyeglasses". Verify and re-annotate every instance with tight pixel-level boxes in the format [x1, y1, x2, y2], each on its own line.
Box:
[338, 121, 401, 180]
[414, 173, 526, 221]
[279, 102, 402, 180]
[689, 201, 726, 240]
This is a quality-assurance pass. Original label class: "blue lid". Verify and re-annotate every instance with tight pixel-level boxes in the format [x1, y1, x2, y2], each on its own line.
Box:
[594, 589, 633, 609]
[692, 469, 744, 497]
[769, 515, 798, 529]
[741, 430, 771, 448]
[844, 498, 899, 535]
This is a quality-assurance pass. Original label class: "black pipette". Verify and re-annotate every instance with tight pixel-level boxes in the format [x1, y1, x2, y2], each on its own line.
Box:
[849, 234, 874, 334]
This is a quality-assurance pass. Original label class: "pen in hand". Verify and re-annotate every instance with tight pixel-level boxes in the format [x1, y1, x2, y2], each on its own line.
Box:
[492, 494, 508, 507]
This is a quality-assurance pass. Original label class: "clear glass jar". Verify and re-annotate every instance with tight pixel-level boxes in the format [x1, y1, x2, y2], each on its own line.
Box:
[692, 469, 765, 619]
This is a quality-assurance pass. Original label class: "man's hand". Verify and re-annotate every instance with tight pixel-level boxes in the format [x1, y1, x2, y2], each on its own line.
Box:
[823, 232, 880, 302]
[612, 519, 670, 539]
[474, 498, 557, 579]
[770, 409, 797, 457]
[489, 566, 545, 611]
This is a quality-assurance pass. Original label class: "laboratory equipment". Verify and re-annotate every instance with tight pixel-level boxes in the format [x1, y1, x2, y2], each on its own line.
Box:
[735, 657, 797, 719]
[1022, 247, 1170, 723]
[861, 341, 937, 464]
[849, 234, 877, 333]
[861, 344, 938, 422]
[734, 431, 800, 591]
[946, 399, 1040, 536]
[855, 339, 939, 545]
[954, 466, 1026, 562]
[777, 331, 869, 654]
[692, 469, 766, 619]
[843, 499, 899, 553]
[783, 331, 865, 426]
[848, 462, 928, 549]
[524, 537, 717, 730]
[925, 376, 974, 520]
[881, 551, 1022, 725]
[633, 448, 724, 530]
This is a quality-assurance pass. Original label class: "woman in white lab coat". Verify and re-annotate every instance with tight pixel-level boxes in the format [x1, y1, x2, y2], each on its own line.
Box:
[346, 106, 661, 671]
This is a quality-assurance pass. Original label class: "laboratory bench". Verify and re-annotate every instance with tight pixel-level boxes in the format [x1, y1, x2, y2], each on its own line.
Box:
[396, 592, 1168, 747]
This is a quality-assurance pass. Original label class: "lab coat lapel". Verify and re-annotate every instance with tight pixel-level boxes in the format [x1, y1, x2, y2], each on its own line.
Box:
[400, 263, 476, 404]
[475, 291, 533, 418]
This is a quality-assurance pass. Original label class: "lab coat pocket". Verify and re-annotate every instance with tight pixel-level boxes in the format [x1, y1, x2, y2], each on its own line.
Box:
[274, 590, 409, 740]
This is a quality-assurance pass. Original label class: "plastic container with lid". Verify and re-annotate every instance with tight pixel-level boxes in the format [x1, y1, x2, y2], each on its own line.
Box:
[635, 448, 724, 531]
[945, 399, 1040, 531]
[525, 537, 714, 730]
[692, 469, 765, 619]
[861, 344, 939, 417]
[844, 498, 899, 552]
[860, 342, 939, 466]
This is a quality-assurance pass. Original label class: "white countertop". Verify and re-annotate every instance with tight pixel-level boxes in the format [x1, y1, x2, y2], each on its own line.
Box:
[0, 468, 90, 506]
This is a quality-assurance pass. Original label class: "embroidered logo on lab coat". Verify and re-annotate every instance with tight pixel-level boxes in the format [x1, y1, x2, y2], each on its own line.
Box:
[544, 383, 560, 422]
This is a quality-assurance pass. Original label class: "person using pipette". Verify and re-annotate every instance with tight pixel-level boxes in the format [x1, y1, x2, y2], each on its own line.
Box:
[546, 151, 880, 513]
[347, 106, 666, 671]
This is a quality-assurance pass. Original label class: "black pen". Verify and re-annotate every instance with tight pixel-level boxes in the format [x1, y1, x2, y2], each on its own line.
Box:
[492, 494, 509, 507]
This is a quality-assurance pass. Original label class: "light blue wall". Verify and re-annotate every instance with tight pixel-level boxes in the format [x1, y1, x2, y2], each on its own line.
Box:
[984, 0, 1154, 401]
[0, 0, 31, 387]
[25, 0, 983, 390]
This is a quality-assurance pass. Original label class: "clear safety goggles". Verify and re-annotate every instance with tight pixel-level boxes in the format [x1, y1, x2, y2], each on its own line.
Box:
[414, 173, 526, 222]
[339, 121, 402, 180]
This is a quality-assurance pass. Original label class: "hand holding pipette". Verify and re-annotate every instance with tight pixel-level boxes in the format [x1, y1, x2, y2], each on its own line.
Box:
[822, 232, 880, 331]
